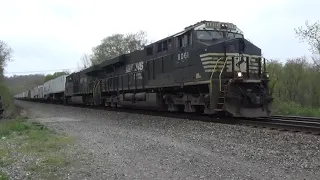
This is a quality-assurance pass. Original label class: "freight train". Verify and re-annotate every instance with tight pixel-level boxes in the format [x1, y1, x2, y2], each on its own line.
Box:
[14, 20, 273, 118]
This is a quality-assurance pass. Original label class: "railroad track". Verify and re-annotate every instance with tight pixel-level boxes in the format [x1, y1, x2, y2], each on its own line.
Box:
[16, 100, 320, 135]
[241, 116, 320, 135]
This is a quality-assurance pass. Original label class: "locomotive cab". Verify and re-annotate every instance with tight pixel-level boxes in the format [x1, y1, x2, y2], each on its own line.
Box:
[194, 23, 244, 46]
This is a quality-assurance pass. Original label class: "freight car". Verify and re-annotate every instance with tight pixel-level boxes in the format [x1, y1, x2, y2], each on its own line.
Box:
[61, 20, 273, 118]
[15, 75, 67, 103]
[43, 75, 67, 102]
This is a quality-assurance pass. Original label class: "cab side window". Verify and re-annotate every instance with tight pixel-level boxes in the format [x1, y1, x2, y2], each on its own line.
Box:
[157, 39, 170, 53]
[168, 39, 172, 49]
[146, 46, 153, 56]
[177, 31, 192, 48]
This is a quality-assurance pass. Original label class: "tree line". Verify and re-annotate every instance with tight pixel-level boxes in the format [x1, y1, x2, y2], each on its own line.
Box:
[77, 31, 151, 70]
[4, 71, 70, 96]
[267, 20, 320, 116]
[0, 40, 15, 116]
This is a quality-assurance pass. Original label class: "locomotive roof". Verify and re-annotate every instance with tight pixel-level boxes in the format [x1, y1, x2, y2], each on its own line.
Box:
[81, 64, 102, 74]
[149, 20, 243, 45]
[79, 54, 126, 76]
[173, 20, 243, 37]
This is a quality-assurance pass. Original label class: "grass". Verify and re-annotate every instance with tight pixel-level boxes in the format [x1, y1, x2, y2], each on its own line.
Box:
[0, 117, 75, 179]
[272, 99, 320, 117]
[0, 171, 8, 180]
[0, 148, 13, 167]
[0, 118, 29, 137]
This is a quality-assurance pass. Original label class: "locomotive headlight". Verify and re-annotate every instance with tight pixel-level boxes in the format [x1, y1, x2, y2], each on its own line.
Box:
[265, 72, 269, 78]
[237, 72, 243, 77]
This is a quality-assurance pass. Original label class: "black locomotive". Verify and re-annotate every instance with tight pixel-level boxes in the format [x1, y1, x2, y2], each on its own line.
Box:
[63, 20, 273, 118]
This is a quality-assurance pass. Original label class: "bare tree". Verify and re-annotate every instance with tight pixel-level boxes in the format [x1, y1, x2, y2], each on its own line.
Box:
[266, 59, 283, 96]
[0, 40, 13, 78]
[0, 40, 14, 110]
[311, 55, 320, 69]
[91, 30, 150, 65]
[77, 53, 92, 70]
[295, 20, 320, 55]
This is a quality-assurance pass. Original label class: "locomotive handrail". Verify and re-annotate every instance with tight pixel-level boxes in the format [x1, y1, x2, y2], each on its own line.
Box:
[219, 57, 229, 92]
[92, 80, 101, 105]
[210, 57, 223, 80]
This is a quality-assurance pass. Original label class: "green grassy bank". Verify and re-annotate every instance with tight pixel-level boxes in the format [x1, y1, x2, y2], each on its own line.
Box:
[0, 117, 75, 180]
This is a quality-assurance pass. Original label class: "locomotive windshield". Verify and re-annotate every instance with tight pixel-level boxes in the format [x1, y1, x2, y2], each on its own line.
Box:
[196, 30, 243, 41]
[197, 31, 224, 40]
[226, 32, 243, 39]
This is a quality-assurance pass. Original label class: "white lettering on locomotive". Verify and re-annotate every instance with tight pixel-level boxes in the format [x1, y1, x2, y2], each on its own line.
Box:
[126, 61, 144, 73]
[125, 61, 144, 79]
[177, 52, 189, 61]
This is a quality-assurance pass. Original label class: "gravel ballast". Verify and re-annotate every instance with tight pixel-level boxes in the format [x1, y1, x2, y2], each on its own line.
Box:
[14, 100, 320, 179]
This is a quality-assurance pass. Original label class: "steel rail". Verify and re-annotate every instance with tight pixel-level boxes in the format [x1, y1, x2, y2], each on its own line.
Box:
[243, 116, 320, 134]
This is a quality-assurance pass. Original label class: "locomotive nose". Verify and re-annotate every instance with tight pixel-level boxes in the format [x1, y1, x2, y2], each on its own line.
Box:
[203, 38, 261, 57]
[224, 38, 261, 56]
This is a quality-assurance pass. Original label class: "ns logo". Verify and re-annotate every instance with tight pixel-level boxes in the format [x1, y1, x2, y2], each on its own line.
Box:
[125, 61, 144, 73]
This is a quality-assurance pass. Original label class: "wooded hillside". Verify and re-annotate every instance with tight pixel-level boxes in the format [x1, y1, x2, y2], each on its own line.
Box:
[5, 74, 45, 95]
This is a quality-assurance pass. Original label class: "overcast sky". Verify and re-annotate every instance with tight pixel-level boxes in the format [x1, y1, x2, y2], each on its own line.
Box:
[1, 0, 319, 76]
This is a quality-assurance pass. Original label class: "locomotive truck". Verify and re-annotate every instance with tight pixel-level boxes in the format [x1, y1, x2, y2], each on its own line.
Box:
[16, 20, 273, 118]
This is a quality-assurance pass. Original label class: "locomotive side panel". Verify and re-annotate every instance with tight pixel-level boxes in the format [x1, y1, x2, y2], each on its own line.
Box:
[124, 51, 145, 91]
[73, 72, 81, 94]
[65, 74, 73, 97]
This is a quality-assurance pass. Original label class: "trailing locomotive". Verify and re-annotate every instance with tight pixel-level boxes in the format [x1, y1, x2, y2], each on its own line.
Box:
[15, 20, 273, 118]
